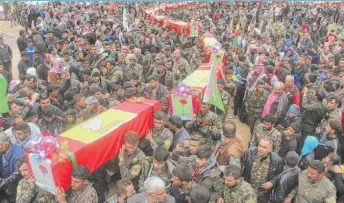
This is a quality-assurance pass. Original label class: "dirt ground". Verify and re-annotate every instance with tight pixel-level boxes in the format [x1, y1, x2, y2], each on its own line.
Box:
[0, 20, 251, 199]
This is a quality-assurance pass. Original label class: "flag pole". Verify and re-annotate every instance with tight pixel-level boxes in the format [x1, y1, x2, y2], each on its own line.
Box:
[212, 63, 217, 117]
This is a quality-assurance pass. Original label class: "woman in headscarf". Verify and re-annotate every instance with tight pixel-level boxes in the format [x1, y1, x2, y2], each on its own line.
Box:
[48, 58, 64, 85]
[298, 136, 319, 170]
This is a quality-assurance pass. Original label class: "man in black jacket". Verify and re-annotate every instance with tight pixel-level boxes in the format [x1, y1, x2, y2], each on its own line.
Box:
[16, 30, 27, 52]
[270, 151, 301, 203]
[241, 138, 283, 203]
[169, 163, 196, 203]
[37, 53, 52, 81]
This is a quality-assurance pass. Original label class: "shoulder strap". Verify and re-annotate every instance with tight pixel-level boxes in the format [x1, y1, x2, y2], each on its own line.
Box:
[76, 185, 95, 203]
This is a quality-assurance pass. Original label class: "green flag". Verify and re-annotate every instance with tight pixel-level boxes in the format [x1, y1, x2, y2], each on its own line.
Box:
[203, 65, 225, 112]
[0, 74, 9, 114]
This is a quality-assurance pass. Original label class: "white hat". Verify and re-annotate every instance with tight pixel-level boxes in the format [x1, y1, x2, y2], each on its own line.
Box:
[26, 67, 37, 77]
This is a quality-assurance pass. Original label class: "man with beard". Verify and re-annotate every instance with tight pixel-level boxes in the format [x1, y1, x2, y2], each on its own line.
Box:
[186, 102, 222, 145]
[155, 61, 175, 91]
[124, 54, 144, 83]
[162, 46, 173, 62]
[284, 160, 336, 203]
[143, 111, 173, 156]
[241, 138, 283, 203]
[168, 115, 190, 151]
[172, 49, 191, 80]
[218, 164, 257, 203]
[138, 147, 174, 192]
[106, 179, 135, 203]
[250, 114, 283, 152]
[84, 96, 106, 116]
[55, 166, 98, 203]
[245, 80, 269, 132]
[143, 74, 169, 100]
[165, 59, 181, 84]
[160, 97, 170, 126]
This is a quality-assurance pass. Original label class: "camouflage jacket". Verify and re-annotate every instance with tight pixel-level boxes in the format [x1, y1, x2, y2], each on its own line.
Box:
[124, 64, 144, 83]
[143, 84, 169, 101]
[107, 67, 124, 84]
[250, 124, 282, 153]
[17, 179, 58, 203]
[153, 70, 176, 91]
[223, 180, 257, 203]
[16, 178, 36, 203]
[150, 127, 173, 151]
[66, 185, 98, 203]
[138, 157, 174, 192]
[173, 57, 191, 80]
[177, 155, 224, 202]
[288, 170, 336, 203]
[186, 110, 222, 143]
[245, 89, 269, 118]
[119, 149, 147, 182]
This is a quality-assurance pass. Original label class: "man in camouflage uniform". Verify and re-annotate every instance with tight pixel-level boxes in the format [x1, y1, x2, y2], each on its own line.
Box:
[165, 59, 181, 84]
[16, 157, 57, 203]
[55, 166, 98, 203]
[162, 46, 173, 62]
[244, 80, 269, 132]
[124, 54, 144, 83]
[250, 114, 283, 153]
[186, 103, 222, 145]
[115, 52, 127, 71]
[173, 48, 191, 80]
[218, 164, 257, 203]
[285, 160, 336, 203]
[138, 147, 174, 193]
[117, 131, 147, 190]
[189, 43, 204, 71]
[143, 74, 169, 100]
[154, 61, 176, 91]
[106, 60, 124, 85]
[143, 111, 173, 156]
[242, 138, 283, 203]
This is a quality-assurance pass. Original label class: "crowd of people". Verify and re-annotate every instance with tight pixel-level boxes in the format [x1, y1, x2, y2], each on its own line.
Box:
[0, 1, 344, 203]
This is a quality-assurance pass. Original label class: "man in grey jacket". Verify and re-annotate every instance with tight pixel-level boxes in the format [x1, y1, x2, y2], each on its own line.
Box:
[0, 36, 13, 81]
[127, 176, 175, 203]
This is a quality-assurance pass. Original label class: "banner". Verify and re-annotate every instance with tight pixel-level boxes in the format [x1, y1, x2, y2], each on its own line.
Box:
[183, 70, 210, 88]
[61, 110, 136, 144]
[171, 95, 193, 120]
